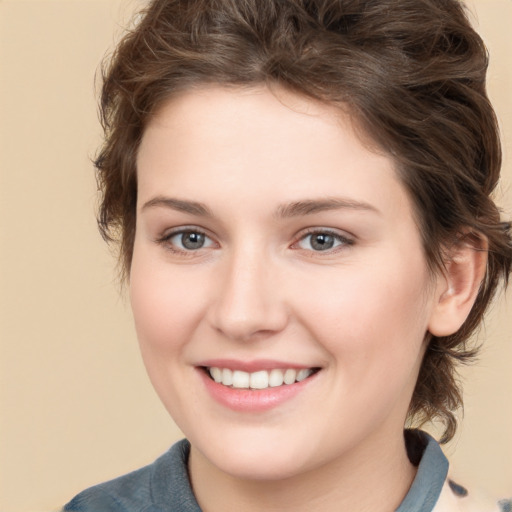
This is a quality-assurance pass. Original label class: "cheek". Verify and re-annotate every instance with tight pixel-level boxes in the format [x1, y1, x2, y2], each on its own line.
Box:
[298, 263, 432, 431]
[128, 247, 210, 419]
[295, 255, 432, 374]
[129, 248, 206, 356]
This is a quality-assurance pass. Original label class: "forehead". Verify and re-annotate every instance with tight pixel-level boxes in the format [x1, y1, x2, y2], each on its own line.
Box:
[136, 85, 411, 222]
[144, 85, 379, 154]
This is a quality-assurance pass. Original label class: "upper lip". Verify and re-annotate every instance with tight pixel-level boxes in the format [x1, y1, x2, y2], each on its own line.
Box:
[196, 359, 319, 373]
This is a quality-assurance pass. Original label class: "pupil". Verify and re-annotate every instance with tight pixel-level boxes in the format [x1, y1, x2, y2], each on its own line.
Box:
[182, 232, 205, 250]
[311, 234, 334, 251]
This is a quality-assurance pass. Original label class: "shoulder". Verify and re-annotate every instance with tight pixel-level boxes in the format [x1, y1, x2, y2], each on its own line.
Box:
[62, 439, 196, 512]
[433, 478, 512, 512]
[63, 460, 157, 512]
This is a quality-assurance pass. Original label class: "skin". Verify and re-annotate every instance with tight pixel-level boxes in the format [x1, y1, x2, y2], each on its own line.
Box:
[130, 86, 483, 512]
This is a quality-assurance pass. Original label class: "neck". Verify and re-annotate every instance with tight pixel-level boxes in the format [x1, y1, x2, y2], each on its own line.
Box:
[188, 428, 417, 512]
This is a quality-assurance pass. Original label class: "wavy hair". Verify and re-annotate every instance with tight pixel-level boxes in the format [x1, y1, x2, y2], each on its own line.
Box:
[95, 0, 511, 442]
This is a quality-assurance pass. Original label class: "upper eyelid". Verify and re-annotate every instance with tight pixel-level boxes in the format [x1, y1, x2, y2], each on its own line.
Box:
[155, 227, 218, 256]
[291, 228, 355, 252]
[294, 227, 355, 242]
[158, 226, 212, 241]
[155, 227, 215, 250]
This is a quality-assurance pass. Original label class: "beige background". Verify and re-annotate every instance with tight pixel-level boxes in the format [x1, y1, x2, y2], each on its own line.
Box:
[0, 1, 510, 511]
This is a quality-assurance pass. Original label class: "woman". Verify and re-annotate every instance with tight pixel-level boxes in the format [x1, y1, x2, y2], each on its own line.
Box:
[64, 0, 511, 510]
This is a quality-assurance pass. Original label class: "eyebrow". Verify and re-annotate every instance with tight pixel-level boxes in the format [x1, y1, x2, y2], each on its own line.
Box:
[275, 198, 380, 218]
[141, 196, 380, 218]
[141, 197, 213, 217]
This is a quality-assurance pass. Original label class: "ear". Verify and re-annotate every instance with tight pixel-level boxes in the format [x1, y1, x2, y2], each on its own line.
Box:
[428, 233, 488, 337]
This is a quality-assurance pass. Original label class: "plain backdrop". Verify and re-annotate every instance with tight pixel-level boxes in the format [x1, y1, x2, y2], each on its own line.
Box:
[0, 1, 510, 511]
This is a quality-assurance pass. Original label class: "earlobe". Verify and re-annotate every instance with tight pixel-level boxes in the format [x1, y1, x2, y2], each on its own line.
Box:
[428, 234, 488, 337]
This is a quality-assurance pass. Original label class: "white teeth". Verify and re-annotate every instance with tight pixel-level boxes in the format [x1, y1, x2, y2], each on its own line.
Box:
[222, 368, 233, 386]
[268, 368, 284, 387]
[210, 367, 222, 383]
[283, 369, 297, 385]
[296, 368, 313, 382]
[232, 370, 250, 389]
[249, 370, 269, 389]
[208, 367, 316, 389]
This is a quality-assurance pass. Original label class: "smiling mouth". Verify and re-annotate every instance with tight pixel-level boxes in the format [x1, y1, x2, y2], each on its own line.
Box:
[204, 367, 321, 390]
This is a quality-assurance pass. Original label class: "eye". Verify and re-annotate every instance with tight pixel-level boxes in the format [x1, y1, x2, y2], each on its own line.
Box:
[162, 229, 216, 251]
[296, 230, 353, 252]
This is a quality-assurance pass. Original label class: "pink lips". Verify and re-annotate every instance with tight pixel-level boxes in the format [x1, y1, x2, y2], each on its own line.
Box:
[196, 359, 319, 412]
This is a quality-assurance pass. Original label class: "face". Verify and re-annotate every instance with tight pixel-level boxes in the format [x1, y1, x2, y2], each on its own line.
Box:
[131, 86, 441, 481]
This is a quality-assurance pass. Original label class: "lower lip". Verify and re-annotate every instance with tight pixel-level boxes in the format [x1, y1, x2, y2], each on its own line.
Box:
[198, 369, 319, 412]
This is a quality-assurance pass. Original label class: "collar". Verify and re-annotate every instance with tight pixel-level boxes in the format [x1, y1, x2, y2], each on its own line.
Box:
[150, 430, 448, 512]
[396, 430, 449, 512]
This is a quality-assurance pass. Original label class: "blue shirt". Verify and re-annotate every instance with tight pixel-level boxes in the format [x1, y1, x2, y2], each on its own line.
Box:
[62, 431, 451, 512]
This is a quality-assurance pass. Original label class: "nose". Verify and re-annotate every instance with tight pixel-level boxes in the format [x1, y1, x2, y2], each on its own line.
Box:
[207, 249, 289, 342]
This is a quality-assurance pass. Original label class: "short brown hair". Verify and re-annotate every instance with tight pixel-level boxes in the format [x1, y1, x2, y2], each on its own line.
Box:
[95, 0, 511, 442]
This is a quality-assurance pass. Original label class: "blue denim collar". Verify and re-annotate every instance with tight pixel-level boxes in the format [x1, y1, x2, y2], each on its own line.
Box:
[395, 430, 448, 512]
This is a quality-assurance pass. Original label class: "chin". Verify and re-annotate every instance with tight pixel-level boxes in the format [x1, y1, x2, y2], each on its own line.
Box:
[215, 451, 308, 481]
[192, 430, 317, 482]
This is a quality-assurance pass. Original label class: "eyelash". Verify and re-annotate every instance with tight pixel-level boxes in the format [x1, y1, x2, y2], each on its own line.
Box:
[292, 228, 354, 254]
[155, 227, 216, 256]
[155, 227, 354, 255]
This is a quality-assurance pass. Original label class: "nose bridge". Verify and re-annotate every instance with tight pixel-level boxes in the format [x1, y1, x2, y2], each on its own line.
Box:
[209, 243, 287, 341]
